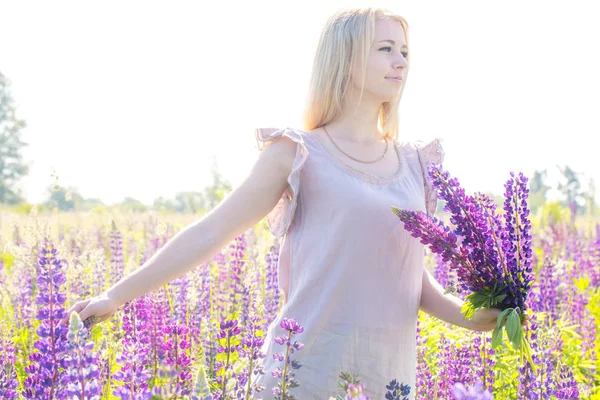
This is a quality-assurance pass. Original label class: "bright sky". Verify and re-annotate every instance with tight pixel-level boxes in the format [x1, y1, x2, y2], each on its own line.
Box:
[1, 1, 598, 206]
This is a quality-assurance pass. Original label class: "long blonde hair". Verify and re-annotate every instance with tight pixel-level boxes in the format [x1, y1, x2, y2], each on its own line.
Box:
[301, 7, 410, 142]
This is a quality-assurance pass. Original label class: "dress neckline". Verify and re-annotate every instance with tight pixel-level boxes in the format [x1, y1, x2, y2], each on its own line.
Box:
[301, 129, 407, 185]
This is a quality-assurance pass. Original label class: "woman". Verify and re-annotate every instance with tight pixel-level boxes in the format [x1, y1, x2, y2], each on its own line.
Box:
[61, 7, 500, 399]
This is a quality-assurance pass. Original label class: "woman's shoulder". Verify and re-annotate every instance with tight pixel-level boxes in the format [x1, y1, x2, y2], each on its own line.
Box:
[254, 127, 311, 151]
[395, 137, 444, 159]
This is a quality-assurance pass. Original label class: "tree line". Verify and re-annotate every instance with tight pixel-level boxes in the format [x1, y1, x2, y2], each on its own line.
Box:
[0, 70, 232, 214]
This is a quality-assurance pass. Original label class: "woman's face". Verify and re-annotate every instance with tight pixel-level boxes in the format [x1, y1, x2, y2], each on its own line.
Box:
[351, 19, 409, 103]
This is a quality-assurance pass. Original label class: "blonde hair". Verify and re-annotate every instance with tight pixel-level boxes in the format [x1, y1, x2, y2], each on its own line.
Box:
[301, 7, 410, 142]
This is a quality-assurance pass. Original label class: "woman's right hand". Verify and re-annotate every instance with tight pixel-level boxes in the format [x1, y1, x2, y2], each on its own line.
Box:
[58, 292, 120, 329]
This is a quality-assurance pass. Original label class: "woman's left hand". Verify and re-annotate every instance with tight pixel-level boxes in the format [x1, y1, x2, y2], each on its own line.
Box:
[468, 307, 503, 332]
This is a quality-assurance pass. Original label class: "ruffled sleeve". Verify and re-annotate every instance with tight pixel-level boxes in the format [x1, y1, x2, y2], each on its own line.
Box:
[414, 138, 445, 217]
[254, 127, 309, 238]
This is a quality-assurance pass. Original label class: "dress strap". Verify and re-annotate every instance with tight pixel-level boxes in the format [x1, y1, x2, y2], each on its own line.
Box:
[414, 138, 445, 216]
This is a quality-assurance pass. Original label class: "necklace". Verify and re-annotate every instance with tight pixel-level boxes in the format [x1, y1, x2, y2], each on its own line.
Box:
[322, 125, 388, 164]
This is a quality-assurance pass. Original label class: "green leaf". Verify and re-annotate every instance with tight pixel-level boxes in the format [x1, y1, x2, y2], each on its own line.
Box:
[573, 276, 590, 293]
[466, 292, 487, 303]
[522, 335, 537, 374]
[461, 300, 475, 320]
[492, 325, 503, 349]
[497, 308, 513, 327]
[506, 310, 520, 342]
[493, 294, 507, 305]
[512, 324, 523, 350]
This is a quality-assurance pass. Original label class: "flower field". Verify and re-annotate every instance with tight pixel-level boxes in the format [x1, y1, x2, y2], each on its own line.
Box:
[0, 202, 597, 399]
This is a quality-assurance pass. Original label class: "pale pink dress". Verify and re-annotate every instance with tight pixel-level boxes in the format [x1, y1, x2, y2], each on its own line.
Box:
[252, 127, 444, 399]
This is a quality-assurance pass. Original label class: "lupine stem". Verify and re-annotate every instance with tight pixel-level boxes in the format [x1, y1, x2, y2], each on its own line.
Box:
[221, 334, 231, 400]
[245, 357, 253, 400]
[481, 332, 487, 390]
[280, 330, 292, 397]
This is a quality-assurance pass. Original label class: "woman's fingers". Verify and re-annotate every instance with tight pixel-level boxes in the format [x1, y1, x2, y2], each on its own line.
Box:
[58, 296, 118, 329]
[82, 316, 102, 329]
[59, 299, 91, 327]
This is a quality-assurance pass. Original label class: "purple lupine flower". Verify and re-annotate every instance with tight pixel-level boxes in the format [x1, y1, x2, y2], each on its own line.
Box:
[58, 311, 102, 399]
[199, 273, 219, 379]
[112, 343, 153, 400]
[0, 327, 19, 399]
[415, 320, 435, 399]
[92, 258, 108, 297]
[264, 244, 281, 329]
[13, 261, 35, 331]
[517, 312, 541, 398]
[271, 317, 304, 400]
[392, 166, 536, 370]
[532, 257, 559, 320]
[22, 240, 70, 399]
[393, 166, 534, 305]
[433, 251, 451, 289]
[470, 334, 496, 392]
[108, 223, 126, 344]
[453, 346, 473, 390]
[472, 192, 510, 292]
[240, 279, 252, 329]
[190, 364, 213, 400]
[239, 314, 267, 397]
[393, 207, 485, 298]
[228, 235, 247, 318]
[190, 262, 212, 348]
[451, 379, 492, 400]
[92, 337, 112, 394]
[152, 323, 194, 398]
[500, 172, 534, 312]
[385, 378, 410, 400]
[172, 273, 190, 324]
[592, 227, 600, 287]
[522, 312, 555, 398]
[346, 382, 370, 400]
[214, 250, 229, 317]
[213, 318, 242, 399]
[421, 165, 495, 291]
[112, 297, 153, 400]
[553, 364, 580, 398]
[109, 221, 125, 287]
[147, 289, 168, 377]
[393, 209, 459, 264]
[204, 319, 220, 380]
[434, 333, 459, 397]
[470, 335, 483, 386]
[581, 303, 597, 361]
[67, 231, 88, 298]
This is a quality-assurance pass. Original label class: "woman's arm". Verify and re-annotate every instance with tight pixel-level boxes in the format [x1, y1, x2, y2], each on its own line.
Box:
[105, 135, 300, 307]
[419, 267, 500, 332]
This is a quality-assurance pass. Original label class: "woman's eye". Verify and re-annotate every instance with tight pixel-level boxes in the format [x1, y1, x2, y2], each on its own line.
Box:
[380, 47, 409, 58]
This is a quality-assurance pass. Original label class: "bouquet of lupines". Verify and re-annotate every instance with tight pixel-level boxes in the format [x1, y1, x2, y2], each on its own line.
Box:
[391, 164, 536, 373]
